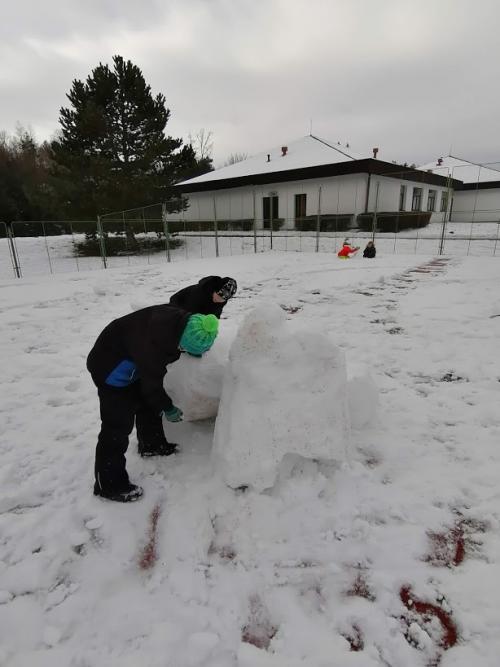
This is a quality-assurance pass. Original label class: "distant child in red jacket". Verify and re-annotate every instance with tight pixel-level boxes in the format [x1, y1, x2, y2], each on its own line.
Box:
[337, 239, 360, 258]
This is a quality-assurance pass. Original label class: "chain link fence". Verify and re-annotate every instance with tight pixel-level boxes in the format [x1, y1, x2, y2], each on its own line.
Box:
[2, 168, 500, 279]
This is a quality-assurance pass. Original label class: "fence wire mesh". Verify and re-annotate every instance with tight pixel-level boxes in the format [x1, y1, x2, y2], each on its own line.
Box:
[2, 165, 500, 279]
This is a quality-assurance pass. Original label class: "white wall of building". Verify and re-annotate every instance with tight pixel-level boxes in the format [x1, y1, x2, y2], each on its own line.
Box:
[177, 172, 451, 228]
[178, 174, 368, 229]
[451, 189, 500, 223]
[367, 175, 450, 223]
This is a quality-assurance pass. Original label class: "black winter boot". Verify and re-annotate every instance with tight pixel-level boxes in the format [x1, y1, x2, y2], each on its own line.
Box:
[138, 440, 179, 457]
[94, 481, 144, 503]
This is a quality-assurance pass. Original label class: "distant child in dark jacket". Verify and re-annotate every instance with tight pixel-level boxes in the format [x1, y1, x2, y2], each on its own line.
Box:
[363, 241, 376, 258]
[87, 306, 219, 502]
[170, 276, 237, 318]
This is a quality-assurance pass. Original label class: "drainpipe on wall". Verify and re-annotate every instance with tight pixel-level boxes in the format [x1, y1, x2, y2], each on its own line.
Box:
[212, 196, 219, 258]
[372, 181, 380, 242]
[315, 186, 322, 253]
[364, 173, 371, 213]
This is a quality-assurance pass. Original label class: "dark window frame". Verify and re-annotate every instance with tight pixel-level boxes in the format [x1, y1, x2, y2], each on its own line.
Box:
[399, 185, 407, 211]
[411, 187, 422, 212]
[440, 190, 449, 212]
[427, 189, 437, 212]
[294, 193, 307, 220]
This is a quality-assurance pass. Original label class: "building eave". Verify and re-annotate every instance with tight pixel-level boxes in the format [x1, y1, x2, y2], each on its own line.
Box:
[176, 159, 461, 194]
[457, 180, 500, 191]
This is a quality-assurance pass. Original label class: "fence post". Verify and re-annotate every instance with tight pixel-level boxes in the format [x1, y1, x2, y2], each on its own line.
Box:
[253, 189, 257, 253]
[96, 215, 107, 269]
[270, 204, 273, 251]
[161, 203, 171, 262]
[438, 173, 452, 256]
[6, 222, 22, 278]
[213, 196, 219, 258]
[493, 220, 500, 257]
[315, 185, 322, 252]
[141, 208, 151, 265]
[42, 222, 54, 274]
[69, 222, 80, 273]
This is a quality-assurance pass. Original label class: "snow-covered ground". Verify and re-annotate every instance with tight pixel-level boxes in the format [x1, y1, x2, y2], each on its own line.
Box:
[2, 220, 500, 280]
[1, 252, 500, 666]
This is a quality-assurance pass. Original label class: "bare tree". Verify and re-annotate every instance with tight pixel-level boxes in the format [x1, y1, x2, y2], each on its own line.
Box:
[224, 151, 248, 166]
[188, 128, 214, 160]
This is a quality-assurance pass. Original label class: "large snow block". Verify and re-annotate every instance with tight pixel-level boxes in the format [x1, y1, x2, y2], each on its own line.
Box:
[212, 304, 351, 491]
[347, 373, 379, 429]
[163, 324, 236, 421]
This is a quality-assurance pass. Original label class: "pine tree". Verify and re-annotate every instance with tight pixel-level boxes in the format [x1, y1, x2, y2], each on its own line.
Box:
[51, 55, 202, 218]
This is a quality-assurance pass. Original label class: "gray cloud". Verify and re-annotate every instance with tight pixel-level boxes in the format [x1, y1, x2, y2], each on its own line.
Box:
[1, 0, 499, 166]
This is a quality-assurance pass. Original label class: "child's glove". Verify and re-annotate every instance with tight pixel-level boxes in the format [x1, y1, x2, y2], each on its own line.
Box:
[162, 406, 183, 422]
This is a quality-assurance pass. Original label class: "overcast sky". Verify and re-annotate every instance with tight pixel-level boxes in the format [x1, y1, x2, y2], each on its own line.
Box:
[1, 0, 499, 168]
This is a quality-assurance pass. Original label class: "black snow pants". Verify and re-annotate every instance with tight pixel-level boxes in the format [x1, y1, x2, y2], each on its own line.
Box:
[94, 382, 169, 492]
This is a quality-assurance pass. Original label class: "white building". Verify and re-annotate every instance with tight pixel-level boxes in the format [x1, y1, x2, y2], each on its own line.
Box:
[176, 136, 455, 231]
[418, 156, 500, 223]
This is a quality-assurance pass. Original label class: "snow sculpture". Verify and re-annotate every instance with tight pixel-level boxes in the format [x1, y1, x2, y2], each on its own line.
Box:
[212, 304, 351, 491]
[347, 373, 379, 430]
[163, 323, 237, 421]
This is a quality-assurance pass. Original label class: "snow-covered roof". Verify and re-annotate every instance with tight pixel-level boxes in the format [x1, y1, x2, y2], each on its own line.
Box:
[178, 135, 363, 186]
[418, 156, 500, 184]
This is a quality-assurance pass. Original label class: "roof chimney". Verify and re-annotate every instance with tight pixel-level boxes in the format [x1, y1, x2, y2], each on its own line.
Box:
[437, 157, 443, 166]
[281, 146, 288, 156]
[372, 147, 379, 159]
[267, 154, 271, 162]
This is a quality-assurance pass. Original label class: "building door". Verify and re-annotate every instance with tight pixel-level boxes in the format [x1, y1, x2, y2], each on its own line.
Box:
[294, 193, 307, 227]
[263, 195, 279, 229]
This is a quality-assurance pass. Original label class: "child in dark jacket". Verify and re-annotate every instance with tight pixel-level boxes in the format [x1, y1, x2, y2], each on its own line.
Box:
[87, 306, 218, 502]
[363, 241, 376, 258]
[170, 276, 237, 318]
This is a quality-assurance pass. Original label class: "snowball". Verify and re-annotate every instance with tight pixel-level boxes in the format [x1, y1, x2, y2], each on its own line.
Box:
[85, 518, 103, 531]
[212, 304, 351, 491]
[164, 323, 237, 421]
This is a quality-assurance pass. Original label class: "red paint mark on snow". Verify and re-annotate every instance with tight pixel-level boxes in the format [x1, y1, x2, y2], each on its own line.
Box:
[425, 516, 487, 568]
[407, 258, 450, 276]
[342, 624, 364, 651]
[138, 503, 161, 570]
[400, 586, 457, 665]
[425, 524, 465, 567]
[241, 595, 277, 650]
[345, 573, 376, 601]
[208, 540, 237, 561]
[241, 624, 277, 650]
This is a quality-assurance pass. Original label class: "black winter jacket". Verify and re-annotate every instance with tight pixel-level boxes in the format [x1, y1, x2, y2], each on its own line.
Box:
[363, 245, 376, 258]
[169, 276, 226, 318]
[87, 305, 190, 414]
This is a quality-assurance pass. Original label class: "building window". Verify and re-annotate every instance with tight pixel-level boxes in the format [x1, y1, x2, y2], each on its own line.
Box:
[399, 185, 407, 211]
[440, 191, 448, 212]
[427, 190, 436, 212]
[295, 193, 307, 222]
[411, 187, 422, 212]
